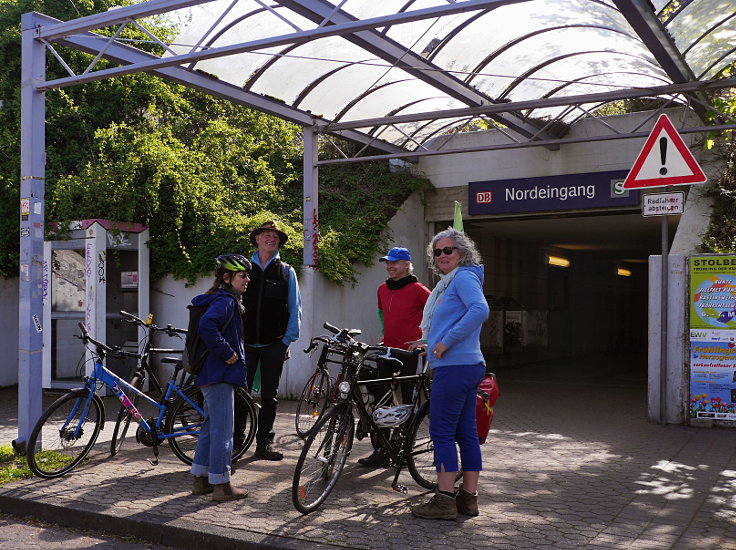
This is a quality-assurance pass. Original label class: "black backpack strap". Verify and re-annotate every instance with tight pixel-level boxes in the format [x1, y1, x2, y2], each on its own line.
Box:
[275, 259, 291, 282]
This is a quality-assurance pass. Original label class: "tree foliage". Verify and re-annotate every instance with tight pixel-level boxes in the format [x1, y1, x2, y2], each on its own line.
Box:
[0, 0, 431, 284]
[699, 65, 736, 254]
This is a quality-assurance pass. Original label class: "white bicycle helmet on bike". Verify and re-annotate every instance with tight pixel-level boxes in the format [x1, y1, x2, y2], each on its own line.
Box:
[372, 405, 413, 428]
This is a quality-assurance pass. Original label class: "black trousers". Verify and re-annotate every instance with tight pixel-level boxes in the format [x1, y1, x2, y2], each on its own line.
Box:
[245, 341, 288, 445]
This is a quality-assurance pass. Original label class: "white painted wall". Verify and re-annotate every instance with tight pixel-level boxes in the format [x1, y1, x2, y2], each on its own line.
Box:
[0, 278, 19, 386]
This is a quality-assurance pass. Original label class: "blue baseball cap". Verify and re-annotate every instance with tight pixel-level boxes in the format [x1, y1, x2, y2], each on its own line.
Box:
[379, 247, 411, 262]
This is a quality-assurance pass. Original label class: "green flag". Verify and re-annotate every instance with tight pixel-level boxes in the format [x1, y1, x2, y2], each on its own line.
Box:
[453, 200, 464, 232]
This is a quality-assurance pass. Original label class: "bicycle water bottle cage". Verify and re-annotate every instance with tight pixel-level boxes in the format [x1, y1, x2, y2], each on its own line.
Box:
[372, 405, 413, 428]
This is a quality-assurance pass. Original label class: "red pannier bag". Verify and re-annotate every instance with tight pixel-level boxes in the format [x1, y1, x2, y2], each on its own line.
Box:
[476, 373, 499, 444]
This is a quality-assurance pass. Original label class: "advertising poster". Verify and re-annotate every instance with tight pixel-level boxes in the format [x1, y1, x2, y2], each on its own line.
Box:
[689, 255, 736, 420]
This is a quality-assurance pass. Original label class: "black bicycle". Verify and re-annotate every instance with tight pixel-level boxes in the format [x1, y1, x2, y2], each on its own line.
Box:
[292, 323, 437, 514]
[294, 325, 360, 438]
[110, 311, 257, 464]
[110, 310, 187, 456]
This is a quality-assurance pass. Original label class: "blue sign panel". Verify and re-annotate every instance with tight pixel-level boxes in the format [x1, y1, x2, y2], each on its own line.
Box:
[468, 171, 640, 215]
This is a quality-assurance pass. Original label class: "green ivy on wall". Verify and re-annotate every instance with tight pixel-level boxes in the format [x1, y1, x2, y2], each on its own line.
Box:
[699, 67, 736, 255]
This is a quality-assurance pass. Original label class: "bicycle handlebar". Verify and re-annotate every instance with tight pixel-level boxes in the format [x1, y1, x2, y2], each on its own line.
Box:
[119, 310, 186, 337]
[303, 323, 421, 365]
[76, 321, 134, 358]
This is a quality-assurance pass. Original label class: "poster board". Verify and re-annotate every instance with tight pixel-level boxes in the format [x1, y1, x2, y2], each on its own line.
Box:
[689, 256, 736, 420]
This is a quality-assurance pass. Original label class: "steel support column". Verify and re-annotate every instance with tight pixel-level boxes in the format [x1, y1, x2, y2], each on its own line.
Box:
[16, 12, 47, 449]
[303, 127, 319, 267]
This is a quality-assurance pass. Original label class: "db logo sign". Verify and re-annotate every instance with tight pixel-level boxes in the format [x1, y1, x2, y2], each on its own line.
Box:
[476, 191, 492, 204]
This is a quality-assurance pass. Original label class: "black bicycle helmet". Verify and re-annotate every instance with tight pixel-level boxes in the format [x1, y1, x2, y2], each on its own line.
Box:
[216, 253, 251, 273]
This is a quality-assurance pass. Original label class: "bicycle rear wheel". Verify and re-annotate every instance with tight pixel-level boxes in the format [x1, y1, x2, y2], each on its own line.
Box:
[295, 368, 332, 438]
[406, 402, 437, 490]
[233, 388, 257, 461]
[166, 385, 256, 465]
[110, 372, 143, 456]
[26, 389, 104, 479]
[292, 406, 354, 514]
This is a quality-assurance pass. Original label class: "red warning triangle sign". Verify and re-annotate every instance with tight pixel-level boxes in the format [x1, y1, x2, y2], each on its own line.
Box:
[623, 114, 707, 189]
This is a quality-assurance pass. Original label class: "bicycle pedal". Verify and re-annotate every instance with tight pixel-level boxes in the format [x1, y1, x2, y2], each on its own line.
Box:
[392, 483, 408, 494]
[148, 457, 159, 466]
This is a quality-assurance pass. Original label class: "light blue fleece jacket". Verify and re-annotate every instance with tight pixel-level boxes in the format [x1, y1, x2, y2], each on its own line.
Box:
[427, 264, 489, 369]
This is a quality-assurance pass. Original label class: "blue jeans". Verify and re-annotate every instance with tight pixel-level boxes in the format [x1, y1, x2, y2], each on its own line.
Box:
[191, 383, 234, 485]
[429, 364, 485, 473]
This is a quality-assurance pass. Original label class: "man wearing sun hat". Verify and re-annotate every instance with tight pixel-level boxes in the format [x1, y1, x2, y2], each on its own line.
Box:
[243, 220, 301, 461]
[357, 246, 430, 467]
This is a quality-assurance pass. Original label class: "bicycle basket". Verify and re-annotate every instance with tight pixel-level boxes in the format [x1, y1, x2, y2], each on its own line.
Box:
[372, 405, 413, 428]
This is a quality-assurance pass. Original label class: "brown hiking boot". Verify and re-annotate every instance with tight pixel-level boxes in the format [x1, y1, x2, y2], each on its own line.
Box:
[411, 491, 457, 520]
[212, 482, 248, 502]
[191, 476, 214, 495]
[456, 486, 479, 516]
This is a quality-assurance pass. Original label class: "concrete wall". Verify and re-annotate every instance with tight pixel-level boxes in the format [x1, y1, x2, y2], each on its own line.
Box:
[0, 278, 19, 387]
[648, 255, 689, 424]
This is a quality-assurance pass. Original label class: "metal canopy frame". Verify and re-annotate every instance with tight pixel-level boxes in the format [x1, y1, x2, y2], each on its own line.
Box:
[17, 0, 736, 445]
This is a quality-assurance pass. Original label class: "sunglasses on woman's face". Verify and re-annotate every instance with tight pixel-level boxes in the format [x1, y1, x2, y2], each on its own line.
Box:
[433, 246, 458, 257]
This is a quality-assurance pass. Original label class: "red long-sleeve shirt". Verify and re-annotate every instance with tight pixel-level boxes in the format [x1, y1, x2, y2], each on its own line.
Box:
[377, 280, 430, 349]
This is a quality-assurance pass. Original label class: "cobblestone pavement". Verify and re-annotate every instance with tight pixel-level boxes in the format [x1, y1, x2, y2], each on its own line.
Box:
[1, 364, 735, 550]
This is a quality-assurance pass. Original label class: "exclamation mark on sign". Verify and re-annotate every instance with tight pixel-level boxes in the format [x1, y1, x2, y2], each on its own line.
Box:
[659, 137, 668, 175]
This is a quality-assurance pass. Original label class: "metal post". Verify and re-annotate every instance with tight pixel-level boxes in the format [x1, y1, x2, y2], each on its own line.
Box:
[302, 126, 319, 267]
[659, 212, 668, 424]
[16, 13, 47, 450]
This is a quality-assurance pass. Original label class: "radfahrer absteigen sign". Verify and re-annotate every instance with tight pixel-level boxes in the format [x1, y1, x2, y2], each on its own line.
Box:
[689, 255, 736, 421]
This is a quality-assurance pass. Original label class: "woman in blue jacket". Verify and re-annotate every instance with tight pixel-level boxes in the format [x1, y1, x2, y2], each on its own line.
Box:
[190, 254, 251, 502]
[410, 228, 489, 520]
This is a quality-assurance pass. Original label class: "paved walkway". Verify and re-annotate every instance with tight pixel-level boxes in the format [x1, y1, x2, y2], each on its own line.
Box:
[1, 363, 735, 550]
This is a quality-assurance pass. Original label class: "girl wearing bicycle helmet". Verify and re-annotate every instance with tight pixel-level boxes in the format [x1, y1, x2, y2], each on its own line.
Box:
[190, 253, 251, 502]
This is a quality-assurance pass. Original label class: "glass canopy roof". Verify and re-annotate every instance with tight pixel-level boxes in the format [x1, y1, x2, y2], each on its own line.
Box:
[163, 0, 735, 153]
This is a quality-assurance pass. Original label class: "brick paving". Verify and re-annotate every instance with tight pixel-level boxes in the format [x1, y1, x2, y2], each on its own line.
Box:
[0, 368, 735, 550]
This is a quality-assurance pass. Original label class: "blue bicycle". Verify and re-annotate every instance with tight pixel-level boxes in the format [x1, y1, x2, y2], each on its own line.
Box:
[26, 322, 256, 479]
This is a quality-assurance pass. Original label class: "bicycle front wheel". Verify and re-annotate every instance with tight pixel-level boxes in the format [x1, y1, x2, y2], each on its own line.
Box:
[166, 385, 256, 465]
[292, 406, 354, 514]
[26, 389, 104, 479]
[110, 373, 143, 456]
[295, 369, 332, 438]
